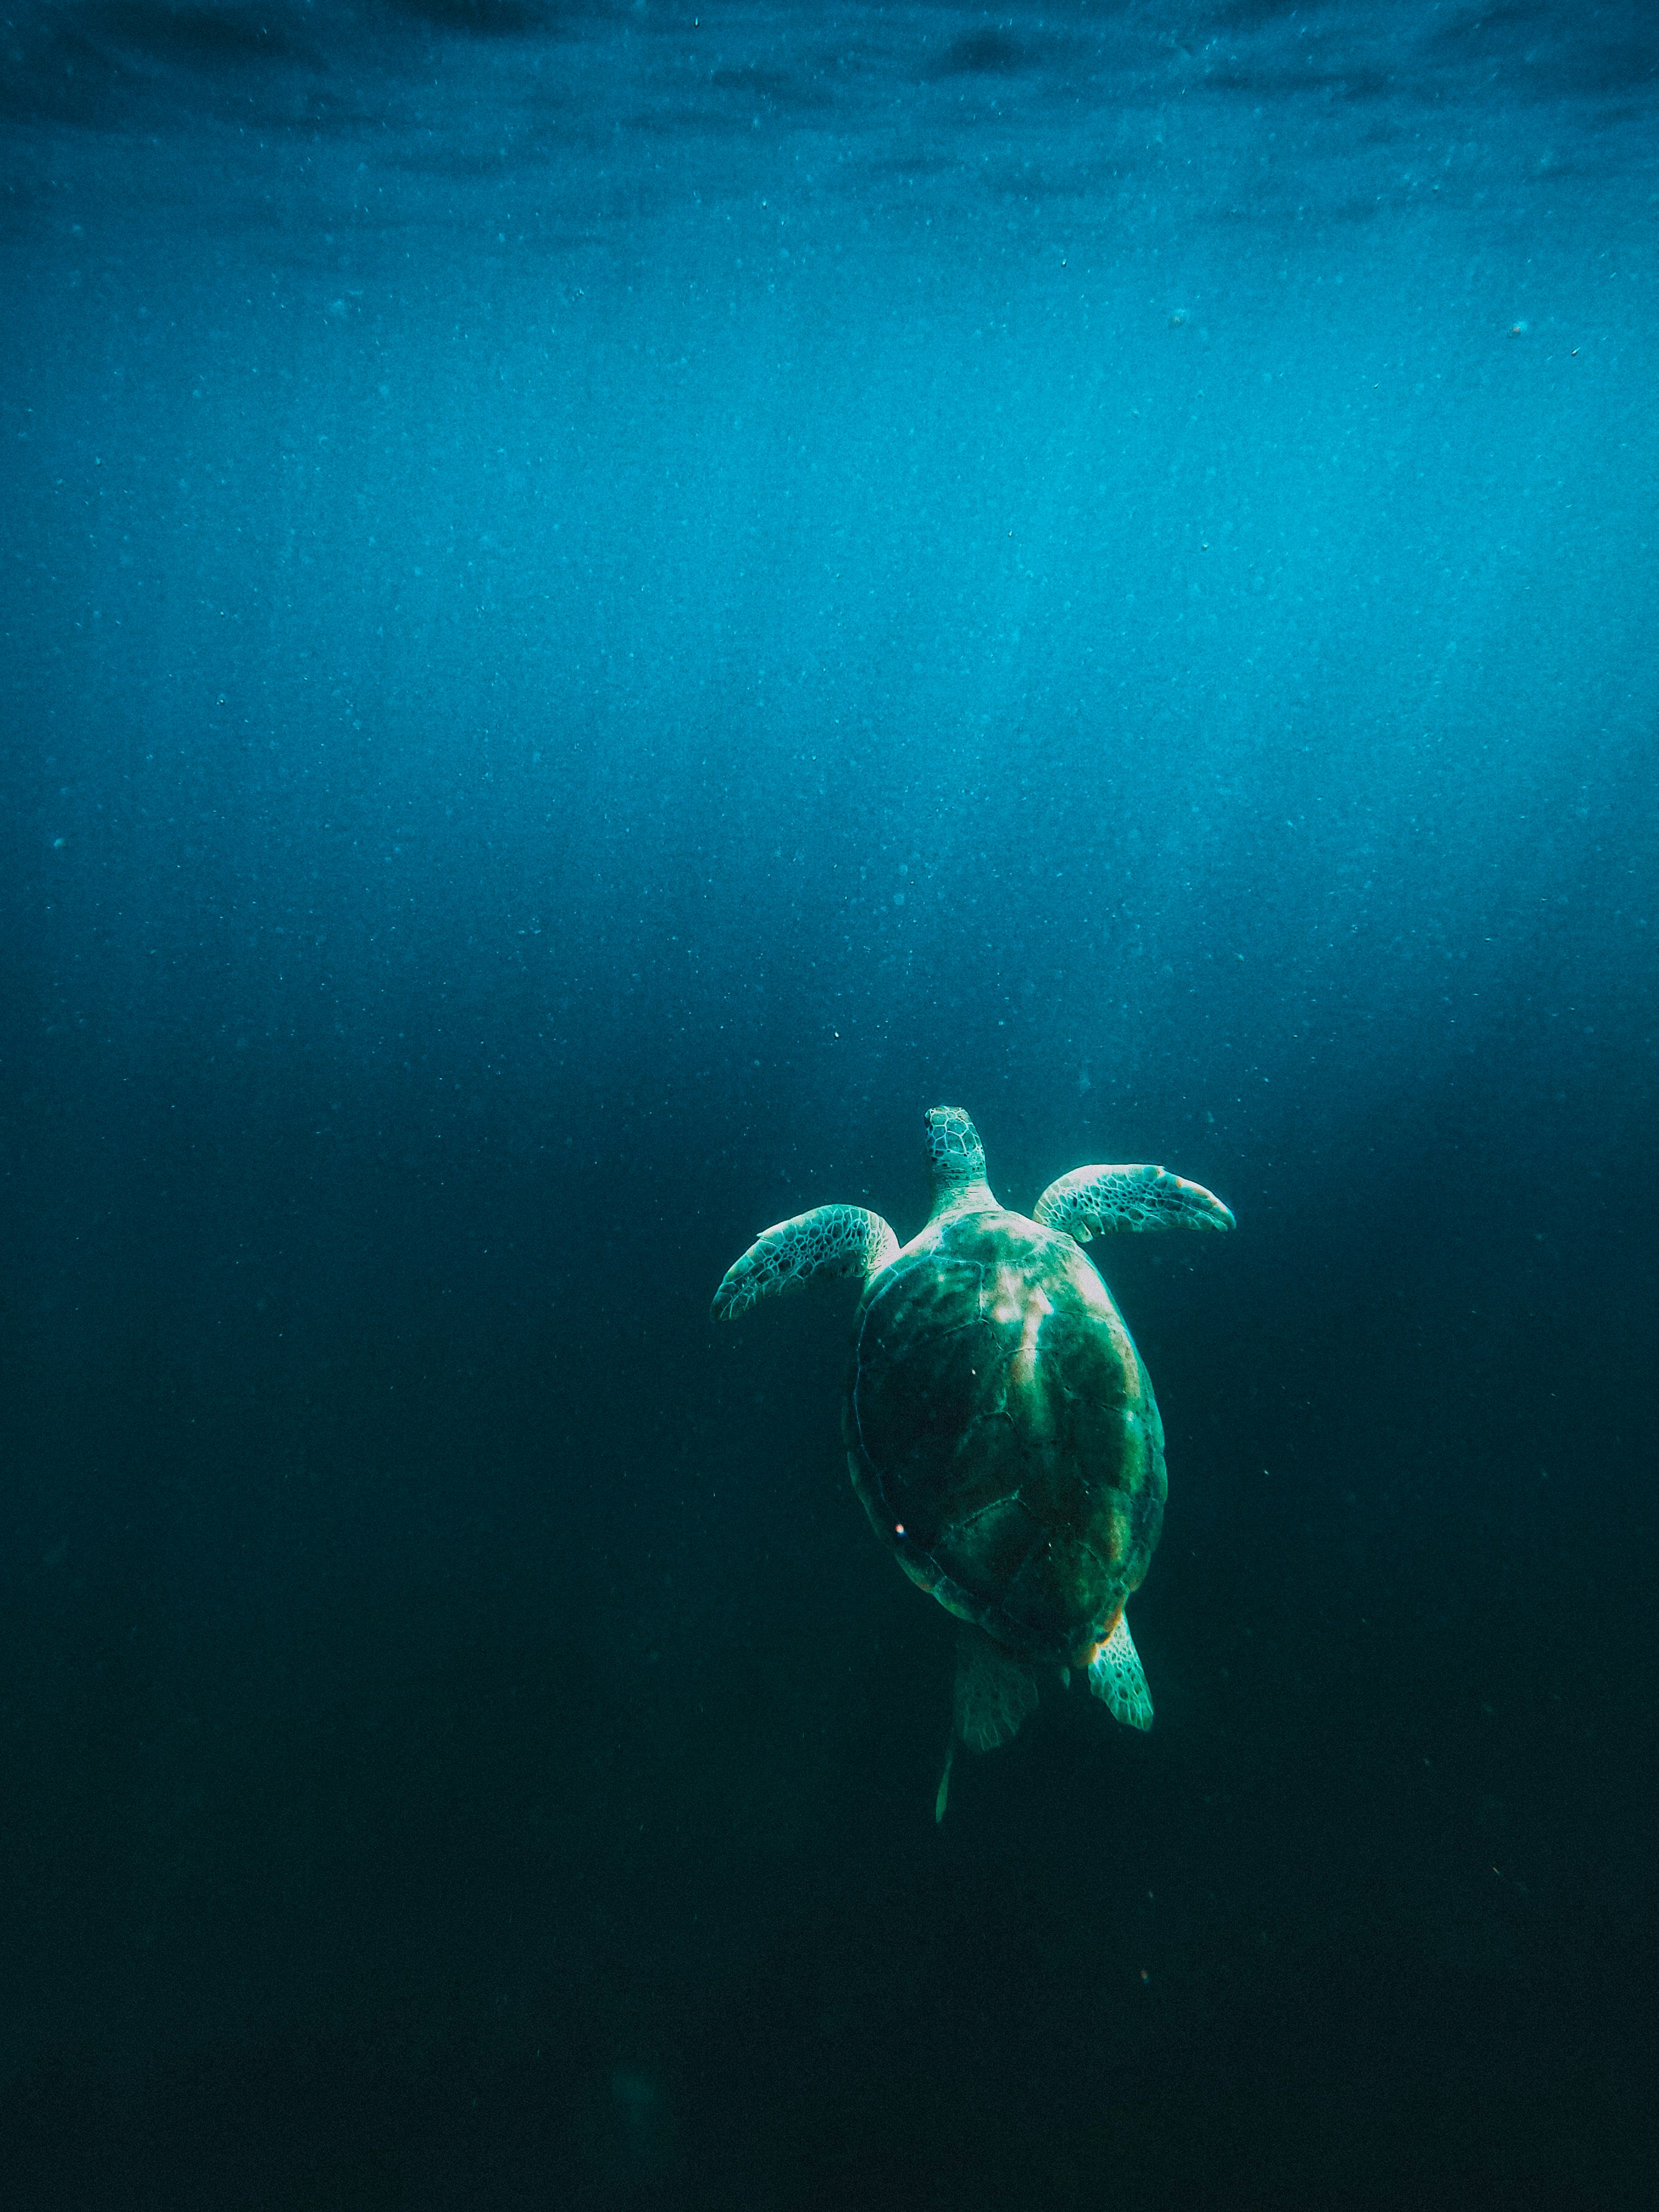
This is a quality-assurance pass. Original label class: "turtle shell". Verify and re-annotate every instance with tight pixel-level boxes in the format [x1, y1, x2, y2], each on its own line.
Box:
[843, 1207, 1166, 1663]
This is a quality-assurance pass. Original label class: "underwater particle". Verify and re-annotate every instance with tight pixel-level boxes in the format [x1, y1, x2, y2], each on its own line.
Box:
[1509, 320, 1529, 336]
[1169, 309, 1189, 327]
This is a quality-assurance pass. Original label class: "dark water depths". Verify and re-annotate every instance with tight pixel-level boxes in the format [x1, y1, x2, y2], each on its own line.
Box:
[3, 2, 1657, 2203]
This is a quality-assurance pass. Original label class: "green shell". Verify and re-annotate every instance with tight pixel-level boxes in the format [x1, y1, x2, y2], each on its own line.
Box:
[843, 1207, 1166, 1664]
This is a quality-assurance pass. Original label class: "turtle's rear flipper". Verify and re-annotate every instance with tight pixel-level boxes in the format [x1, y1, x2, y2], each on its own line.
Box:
[711, 1206, 899, 1320]
[1088, 1613, 1154, 1731]
[935, 1734, 956, 1823]
[1034, 1163, 1234, 1241]
[937, 1630, 1035, 1818]
[953, 1624, 1038, 1754]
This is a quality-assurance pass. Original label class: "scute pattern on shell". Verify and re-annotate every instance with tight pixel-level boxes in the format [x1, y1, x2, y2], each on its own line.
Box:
[843, 1208, 1167, 1664]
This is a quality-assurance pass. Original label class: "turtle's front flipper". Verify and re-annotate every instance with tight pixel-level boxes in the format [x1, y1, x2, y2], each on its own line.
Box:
[711, 1206, 899, 1321]
[1035, 1162, 1234, 1242]
[953, 1623, 1038, 1754]
[1088, 1613, 1154, 1731]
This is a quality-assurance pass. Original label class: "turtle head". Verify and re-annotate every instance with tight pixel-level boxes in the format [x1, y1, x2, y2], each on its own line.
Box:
[924, 1106, 994, 1217]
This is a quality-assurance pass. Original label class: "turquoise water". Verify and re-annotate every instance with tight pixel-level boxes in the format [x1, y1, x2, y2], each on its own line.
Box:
[2, 4, 1656, 2203]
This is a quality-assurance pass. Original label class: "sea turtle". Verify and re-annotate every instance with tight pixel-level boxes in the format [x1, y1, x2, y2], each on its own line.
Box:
[713, 1106, 1234, 1817]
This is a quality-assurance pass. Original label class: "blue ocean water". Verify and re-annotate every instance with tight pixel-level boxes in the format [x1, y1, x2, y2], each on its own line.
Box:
[2, 2, 1655, 2203]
